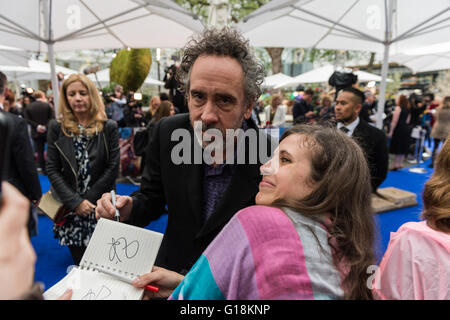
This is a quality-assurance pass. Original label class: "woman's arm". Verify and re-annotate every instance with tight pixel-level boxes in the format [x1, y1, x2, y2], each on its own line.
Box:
[132, 266, 185, 299]
[84, 120, 120, 204]
[388, 106, 401, 138]
[271, 105, 287, 128]
[46, 120, 84, 211]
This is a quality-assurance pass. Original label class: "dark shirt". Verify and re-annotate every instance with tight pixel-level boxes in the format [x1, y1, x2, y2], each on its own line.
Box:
[24, 100, 54, 138]
[293, 98, 312, 123]
[410, 105, 426, 127]
[203, 163, 235, 223]
[202, 120, 248, 223]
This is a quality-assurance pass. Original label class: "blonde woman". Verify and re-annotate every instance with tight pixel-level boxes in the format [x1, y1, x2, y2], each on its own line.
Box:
[46, 74, 120, 265]
[264, 94, 287, 128]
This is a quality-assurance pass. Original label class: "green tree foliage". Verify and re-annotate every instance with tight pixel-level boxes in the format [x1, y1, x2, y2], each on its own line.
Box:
[110, 48, 152, 92]
[431, 70, 450, 97]
[385, 71, 402, 97]
[307, 49, 371, 65]
[174, 0, 270, 23]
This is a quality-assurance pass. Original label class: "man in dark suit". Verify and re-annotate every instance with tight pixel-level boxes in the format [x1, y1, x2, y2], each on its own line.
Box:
[24, 90, 54, 174]
[360, 91, 377, 124]
[335, 87, 388, 192]
[0, 71, 42, 237]
[293, 88, 314, 124]
[96, 28, 274, 275]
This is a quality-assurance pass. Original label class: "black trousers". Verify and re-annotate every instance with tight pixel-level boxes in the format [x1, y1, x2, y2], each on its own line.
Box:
[33, 136, 47, 173]
[431, 138, 445, 165]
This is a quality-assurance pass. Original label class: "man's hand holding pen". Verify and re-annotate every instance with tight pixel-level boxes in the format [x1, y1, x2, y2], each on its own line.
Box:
[95, 192, 133, 222]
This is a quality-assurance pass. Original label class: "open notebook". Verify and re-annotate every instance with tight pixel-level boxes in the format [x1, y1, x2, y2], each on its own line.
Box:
[43, 218, 163, 300]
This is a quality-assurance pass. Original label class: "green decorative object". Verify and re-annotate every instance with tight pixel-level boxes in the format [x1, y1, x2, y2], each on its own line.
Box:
[110, 48, 152, 93]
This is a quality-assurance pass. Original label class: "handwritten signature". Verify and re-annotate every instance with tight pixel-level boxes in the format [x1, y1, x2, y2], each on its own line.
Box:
[108, 237, 139, 264]
[81, 285, 112, 300]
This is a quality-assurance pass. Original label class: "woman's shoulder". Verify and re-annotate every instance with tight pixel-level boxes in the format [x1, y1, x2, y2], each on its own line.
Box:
[235, 205, 285, 219]
[101, 119, 118, 135]
[48, 119, 62, 134]
[48, 118, 60, 128]
[104, 119, 118, 129]
[391, 220, 450, 251]
[234, 205, 295, 234]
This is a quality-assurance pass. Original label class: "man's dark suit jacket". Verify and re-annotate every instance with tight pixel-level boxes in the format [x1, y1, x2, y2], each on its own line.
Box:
[127, 113, 272, 274]
[1, 111, 42, 234]
[1, 111, 41, 201]
[24, 100, 54, 139]
[293, 98, 312, 123]
[352, 118, 389, 192]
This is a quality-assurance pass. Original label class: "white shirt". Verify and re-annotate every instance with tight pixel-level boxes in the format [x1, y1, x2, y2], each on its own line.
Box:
[337, 117, 359, 137]
[264, 104, 287, 128]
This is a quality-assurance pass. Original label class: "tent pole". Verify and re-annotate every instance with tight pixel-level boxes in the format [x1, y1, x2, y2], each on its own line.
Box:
[47, 42, 59, 114]
[376, 0, 395, 130]
[376, 43, 390, 129]
[43, 0, 59, 114]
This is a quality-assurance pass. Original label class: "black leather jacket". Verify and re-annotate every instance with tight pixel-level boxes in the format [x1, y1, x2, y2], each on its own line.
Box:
[46, 119, 120, 211]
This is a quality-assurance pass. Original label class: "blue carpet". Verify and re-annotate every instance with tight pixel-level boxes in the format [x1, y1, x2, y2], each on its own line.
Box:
[374, 159, 433, 262]
[32, 159, 433, 290]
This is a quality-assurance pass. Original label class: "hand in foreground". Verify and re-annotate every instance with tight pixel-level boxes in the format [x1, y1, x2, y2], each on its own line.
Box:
[95, 192, 132, 222]
[0, 182, 36, 299]
[75, 199, 96, 217]
[36, 125, 47, 133]
[56, 288, 73, 300]
[132, 266, 185, 300]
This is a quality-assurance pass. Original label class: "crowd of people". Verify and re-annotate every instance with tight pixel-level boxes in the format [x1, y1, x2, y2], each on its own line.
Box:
[0, 27, 448, 300]
[256, 82, 449, 172]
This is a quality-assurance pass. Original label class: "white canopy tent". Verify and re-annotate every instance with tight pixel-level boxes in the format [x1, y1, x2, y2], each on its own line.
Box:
[87, 68, 164, 87]
[0, 0, 205, 111]
[238, 0, 450, 128]
[262, 73, 294, 88]
[390, 52, 450, 73]
[0, 60, 77, 81]
[0, 45, 30, 67]
[275, 65, 392, 89]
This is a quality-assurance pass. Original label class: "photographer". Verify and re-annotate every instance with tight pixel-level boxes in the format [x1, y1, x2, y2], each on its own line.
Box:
[123, 92, 146, 127]
[105, 85, 126, 126]
[163, 64, 187, 113]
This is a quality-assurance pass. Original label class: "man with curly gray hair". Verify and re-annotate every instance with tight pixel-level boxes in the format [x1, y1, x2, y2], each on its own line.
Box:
[177, 27, 265, 109]
[96, 27, 274, 279]
[177, 27, 265, 150]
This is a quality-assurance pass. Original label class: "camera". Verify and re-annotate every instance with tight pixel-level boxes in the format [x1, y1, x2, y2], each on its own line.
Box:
[328, 71, 358, 98]
[20, 86, 35, 100]
[126, 92, 142, 108]
[164, 64, 177, 75]
[102, 91, 115, 104]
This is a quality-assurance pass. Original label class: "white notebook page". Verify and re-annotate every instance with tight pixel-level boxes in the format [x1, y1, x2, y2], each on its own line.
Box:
[43, 267, 143, 300]
[44, 219, 163, 300]
[81, 218, 163, 281]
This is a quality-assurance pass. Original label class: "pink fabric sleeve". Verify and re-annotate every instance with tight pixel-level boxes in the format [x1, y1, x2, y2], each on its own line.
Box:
[373, 221, 450, 300]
